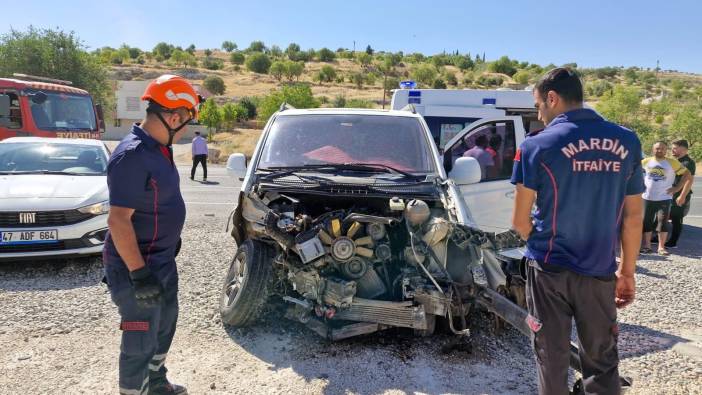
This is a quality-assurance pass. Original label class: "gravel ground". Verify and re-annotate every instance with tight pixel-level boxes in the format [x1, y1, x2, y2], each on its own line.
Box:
[1, 169, 700, 394]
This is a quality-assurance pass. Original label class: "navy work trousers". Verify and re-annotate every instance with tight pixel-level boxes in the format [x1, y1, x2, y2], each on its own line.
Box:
[526, 260, 621, 395]
[110, 282, 179, 395]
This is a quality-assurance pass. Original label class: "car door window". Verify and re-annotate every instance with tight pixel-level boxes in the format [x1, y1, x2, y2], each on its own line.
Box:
[444, 121, 516, 182]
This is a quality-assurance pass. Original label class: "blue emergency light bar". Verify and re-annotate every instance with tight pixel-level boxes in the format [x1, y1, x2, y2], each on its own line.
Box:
[399, 80, 417, 89]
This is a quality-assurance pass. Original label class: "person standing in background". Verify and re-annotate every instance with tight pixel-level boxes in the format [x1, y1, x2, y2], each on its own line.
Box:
[191, 131, 208, 182]
[640, 141, 692, 255]
[666, 139, 696, 248]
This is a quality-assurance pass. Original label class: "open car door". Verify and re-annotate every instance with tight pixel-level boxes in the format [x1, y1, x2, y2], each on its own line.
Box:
[443, 116, 526, 232]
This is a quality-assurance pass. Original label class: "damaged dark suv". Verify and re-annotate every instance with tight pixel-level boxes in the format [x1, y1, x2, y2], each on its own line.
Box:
[221, 108, 528, 340]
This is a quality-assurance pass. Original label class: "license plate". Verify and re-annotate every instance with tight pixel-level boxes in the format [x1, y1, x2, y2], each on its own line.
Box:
[0, 230, 59, 245]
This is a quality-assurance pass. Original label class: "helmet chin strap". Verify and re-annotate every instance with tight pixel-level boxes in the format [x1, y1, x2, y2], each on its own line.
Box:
[155, 112, 191, 147]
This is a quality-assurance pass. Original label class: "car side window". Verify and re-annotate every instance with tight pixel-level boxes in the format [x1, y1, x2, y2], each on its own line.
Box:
[4, 92, 22, 129]
[444, 121, 516, 182]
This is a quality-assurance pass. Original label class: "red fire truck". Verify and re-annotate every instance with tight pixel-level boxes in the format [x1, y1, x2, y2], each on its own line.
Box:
[0, 74, 105, 140]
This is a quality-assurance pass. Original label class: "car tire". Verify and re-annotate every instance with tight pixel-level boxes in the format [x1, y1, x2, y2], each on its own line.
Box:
[220, 239, 274, 327]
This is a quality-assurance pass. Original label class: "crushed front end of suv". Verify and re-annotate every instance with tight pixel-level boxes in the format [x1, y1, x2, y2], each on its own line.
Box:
[221, 109, 526, 340]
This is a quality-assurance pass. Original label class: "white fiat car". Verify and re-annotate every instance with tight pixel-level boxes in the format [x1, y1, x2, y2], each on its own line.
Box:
[0, 137, 110, 261]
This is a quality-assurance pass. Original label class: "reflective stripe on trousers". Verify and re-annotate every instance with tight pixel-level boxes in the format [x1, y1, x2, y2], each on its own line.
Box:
[110, 280, 179, 394]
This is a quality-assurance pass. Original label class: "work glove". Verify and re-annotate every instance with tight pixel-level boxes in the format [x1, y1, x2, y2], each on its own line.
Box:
[129, 266, 162, 309]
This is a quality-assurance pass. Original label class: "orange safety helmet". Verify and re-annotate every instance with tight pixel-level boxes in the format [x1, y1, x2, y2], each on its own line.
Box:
[141, 74, 201, 119]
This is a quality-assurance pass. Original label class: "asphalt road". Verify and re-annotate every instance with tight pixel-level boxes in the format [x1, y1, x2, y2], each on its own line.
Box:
[178, 164, 240, 218]
[686, 176, 702, 226]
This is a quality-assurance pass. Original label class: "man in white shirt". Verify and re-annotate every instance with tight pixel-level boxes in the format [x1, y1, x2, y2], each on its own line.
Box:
[191, 131, 208, 181]
[641, 141, 692, 255]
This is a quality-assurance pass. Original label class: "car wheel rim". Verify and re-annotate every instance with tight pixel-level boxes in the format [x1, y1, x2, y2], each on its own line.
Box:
[225, 255, 246, 306]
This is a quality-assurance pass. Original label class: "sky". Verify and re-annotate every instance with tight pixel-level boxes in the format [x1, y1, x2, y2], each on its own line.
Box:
[3, 0, 700, 73]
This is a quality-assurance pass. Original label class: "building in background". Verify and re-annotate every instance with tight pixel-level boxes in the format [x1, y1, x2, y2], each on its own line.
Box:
[105, 80, 211, 140]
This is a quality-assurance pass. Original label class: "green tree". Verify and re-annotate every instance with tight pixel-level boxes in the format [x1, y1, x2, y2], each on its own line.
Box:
[432, 78, 447, 89]
[357, 52, 372, 67]
[170, 49, 189, 67]
[595, 85, 642, 126]
[317, 47, 336, 62]
[222, 41, 237, 52]
[247, 40, 266, 53]
[202, 57, 224, 70]
[199, 98, 223, 141]
[365, 45, 374, 55]
[487, 56, 517, 76]
[269, 61, 286, 81]
[411, 64, 438, 87]
[270, 45, 282, 58]
[230, 52, 245, 65]
[125, 46, 141, 59]
[221, 102, 243, 130]
[443, 71, 458, 86]
[314, 65, 337, 85]
[203, 75, 226, 95]
[204, 48, 213, 57]
[238, 97, 258, 120]
[185, 44, 196, 55]
[670, 105, 702, 158]
[351, 72, 366, 89]
[0, 27, 112, 107]
[245, 53, 272, 74]
[453, 55, 474, 71]
[512, 70, 532, 85]
[284, 61, 304, 81]
[286, 43, 301, 60]
[257, 84, 319, 121]
[585, 80, 613, 98]
[153, 42, 174, 59]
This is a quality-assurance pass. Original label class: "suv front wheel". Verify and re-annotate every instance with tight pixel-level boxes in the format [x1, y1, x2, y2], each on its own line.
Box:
[220, 239, 274, 327]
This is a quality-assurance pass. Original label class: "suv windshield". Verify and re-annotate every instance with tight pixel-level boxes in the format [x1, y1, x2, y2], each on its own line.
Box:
[28, 91, 97, 131]
[258, 114, 435, 174]
[0, 142, 107, 175]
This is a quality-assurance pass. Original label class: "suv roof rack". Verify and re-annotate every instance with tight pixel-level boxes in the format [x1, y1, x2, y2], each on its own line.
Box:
[12, 73, 74, 86]
[279, 102, 296, 112]
[400, 104, 417, 114]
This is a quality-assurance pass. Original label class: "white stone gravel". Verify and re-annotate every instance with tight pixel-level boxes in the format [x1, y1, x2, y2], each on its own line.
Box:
[0, 210, 700, 394]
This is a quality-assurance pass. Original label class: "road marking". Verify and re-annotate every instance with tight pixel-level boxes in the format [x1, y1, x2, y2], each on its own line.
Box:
[687, 215, 702, 218]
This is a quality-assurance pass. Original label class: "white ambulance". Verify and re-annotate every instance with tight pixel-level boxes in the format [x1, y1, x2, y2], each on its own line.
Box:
[391, 87, 544, 233]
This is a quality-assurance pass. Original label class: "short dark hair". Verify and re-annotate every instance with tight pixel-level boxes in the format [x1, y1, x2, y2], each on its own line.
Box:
[195, 131, 201, 136]
[534, 67, 583, 104]
[475, 135, 488, 147]
[654, 140, 668, 147]
[672, 139, 688, 149]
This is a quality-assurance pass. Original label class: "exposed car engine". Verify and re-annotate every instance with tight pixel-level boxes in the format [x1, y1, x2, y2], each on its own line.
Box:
[229, 189, 515, 339]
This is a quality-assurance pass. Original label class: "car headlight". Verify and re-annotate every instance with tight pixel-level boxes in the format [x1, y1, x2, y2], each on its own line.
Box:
[78, 201, 110, 215]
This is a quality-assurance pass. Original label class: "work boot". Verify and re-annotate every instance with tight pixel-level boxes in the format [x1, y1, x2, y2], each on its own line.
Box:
[148, 377, 188, 395]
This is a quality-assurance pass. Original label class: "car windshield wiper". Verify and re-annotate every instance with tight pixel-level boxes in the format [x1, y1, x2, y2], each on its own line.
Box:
[257, 167, 327, 183]
[341, 163, 424, 179]
[2, 170, 87, 176]
[260, 164, 426, 181]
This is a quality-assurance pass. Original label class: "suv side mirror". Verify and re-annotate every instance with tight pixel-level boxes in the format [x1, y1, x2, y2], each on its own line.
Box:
[95, 104, 106, 131]
[449, 157, 482, 185]
[226, 153, 247, 181]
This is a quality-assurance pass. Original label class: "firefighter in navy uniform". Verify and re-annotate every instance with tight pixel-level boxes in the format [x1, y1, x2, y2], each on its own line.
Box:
[511, 68, 644, 395]
[103, 75, 200, 395]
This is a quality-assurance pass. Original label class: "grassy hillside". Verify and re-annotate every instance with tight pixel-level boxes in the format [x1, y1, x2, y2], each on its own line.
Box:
[104, 46, 702, 160]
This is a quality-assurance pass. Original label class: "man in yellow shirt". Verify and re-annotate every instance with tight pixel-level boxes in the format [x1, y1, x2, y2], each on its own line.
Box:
[640, 141, 692, 255]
